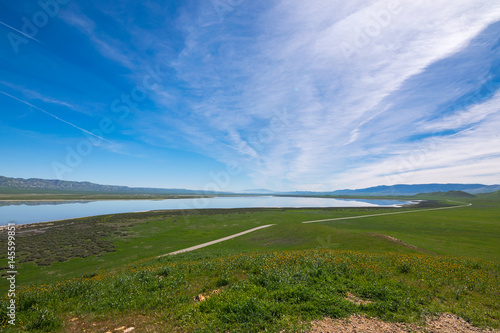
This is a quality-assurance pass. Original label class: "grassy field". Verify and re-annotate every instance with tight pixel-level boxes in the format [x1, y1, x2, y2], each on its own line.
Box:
[0, 195, 499, 331]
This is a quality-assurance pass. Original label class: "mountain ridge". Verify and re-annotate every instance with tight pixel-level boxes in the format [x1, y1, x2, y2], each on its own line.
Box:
[325, 183, 500, 196]
[0, 176, 218, 195]
[1, 176, 499, 196]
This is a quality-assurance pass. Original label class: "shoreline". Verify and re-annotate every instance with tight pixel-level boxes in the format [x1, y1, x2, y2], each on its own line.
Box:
[0, 196, 212, 202]
[0, 202, 422, 230]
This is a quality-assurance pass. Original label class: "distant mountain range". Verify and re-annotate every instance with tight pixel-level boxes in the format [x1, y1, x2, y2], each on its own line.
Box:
[1, 176, 499, 196]
[253, 184, 500, 196]
[320, 183, 500, 196]
[0, 176, 218, 195]
[239, 189, 276, 194]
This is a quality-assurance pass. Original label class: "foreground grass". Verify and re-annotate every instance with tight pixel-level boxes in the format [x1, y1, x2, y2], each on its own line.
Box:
[1, 249, 499, 332]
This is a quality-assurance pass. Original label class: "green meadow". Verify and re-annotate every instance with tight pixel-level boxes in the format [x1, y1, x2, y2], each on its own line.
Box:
[1, 194, 499, 332]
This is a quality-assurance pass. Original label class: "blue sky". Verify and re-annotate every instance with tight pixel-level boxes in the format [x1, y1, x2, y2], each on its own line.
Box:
[1, 0, 499, 191]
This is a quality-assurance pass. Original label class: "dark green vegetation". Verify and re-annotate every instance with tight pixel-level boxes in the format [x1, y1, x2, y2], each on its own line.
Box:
[1, 195, 499, 332]
[1, 216, 121, 268]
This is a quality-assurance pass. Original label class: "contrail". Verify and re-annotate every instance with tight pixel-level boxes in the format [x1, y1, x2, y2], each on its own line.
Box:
[0, 21, 43, 44]
[0, 91, 112, 144]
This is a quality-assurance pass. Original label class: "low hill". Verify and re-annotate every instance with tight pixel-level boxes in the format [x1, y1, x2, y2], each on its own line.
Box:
[413, 190, 476, 199]
[477, 190, 500, 200]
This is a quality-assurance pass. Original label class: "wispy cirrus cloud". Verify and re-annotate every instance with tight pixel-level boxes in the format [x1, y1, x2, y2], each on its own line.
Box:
[59, 6, 136, 70]
[419, 91, 500, 133]
[0, 90, 111, 143]
[0, 81, 75, 109]
[21, 0, 499, 190]
[0, 20, 43, 44]
[141, 0, 500, 190]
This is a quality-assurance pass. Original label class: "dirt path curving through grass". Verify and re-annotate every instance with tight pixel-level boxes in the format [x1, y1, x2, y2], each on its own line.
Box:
[301, 202, 472, 224]
[158, 201, 472, 257]
[157, 224, 276, 257]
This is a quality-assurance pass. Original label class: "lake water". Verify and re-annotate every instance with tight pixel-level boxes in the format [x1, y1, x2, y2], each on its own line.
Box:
[0, 196, 415, 225]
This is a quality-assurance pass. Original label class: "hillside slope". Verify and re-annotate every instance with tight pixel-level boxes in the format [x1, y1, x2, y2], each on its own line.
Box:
[0, 176, 211, 195]
[413, 190, 477, 199]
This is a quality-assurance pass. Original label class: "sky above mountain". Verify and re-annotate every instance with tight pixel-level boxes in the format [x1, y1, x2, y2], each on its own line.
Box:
[1, 0, 499, 191]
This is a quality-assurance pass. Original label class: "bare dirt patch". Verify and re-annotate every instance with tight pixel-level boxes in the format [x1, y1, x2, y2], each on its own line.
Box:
[63, 314, 168, 332]
[345, 292, 373, 305]
[310, 313, 499, 333]
[369, 233, 436, 254]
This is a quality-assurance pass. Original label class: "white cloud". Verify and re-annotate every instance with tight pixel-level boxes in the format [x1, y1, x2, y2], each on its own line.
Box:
[324, 106, 500, 189]
[60, 7, 135, 70]
[420, 91, 500, 132]
[118, 0, 500, 190]
[229, 0, 500, 190]
[0, 81, 75, 109]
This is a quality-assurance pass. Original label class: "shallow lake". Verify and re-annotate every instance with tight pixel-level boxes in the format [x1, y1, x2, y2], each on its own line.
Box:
[0, 196, 415, 225]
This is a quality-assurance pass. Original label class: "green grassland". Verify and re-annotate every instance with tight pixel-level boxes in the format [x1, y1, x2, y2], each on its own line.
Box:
[1, 195, 499, 332]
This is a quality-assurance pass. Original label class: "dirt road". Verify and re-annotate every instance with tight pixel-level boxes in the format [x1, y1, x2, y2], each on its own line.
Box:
[157, 224, 275, 257]
[302, 202, 472, 224]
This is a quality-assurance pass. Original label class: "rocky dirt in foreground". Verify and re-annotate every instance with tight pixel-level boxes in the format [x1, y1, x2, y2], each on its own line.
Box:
[310, 313, 500, 333]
